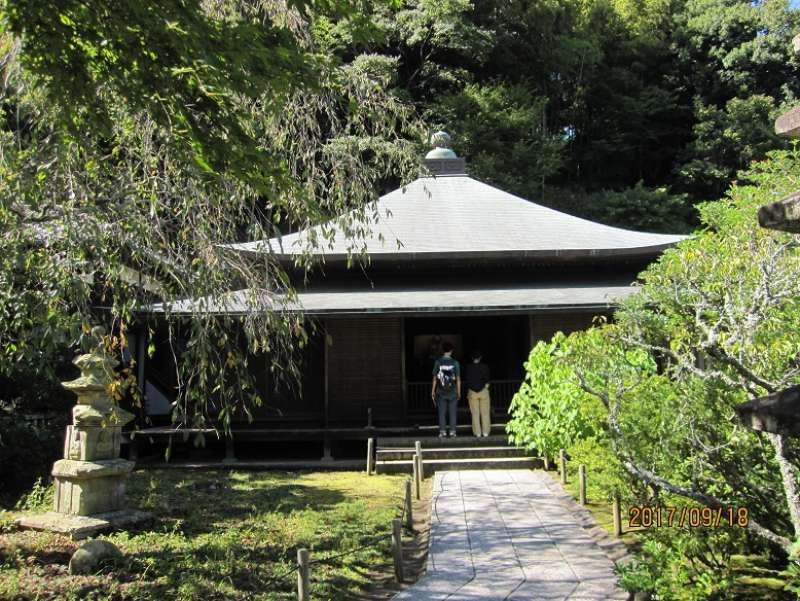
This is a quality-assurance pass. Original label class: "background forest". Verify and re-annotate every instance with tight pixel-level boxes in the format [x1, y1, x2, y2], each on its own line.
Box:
[331, 0, 800, 232]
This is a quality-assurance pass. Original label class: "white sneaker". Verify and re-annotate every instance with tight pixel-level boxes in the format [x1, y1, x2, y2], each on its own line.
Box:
[449, 430, 457, 438]
[438, 431, 446, 438]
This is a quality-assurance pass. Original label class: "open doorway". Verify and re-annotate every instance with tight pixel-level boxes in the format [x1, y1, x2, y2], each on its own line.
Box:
[404, 314, 529, 419]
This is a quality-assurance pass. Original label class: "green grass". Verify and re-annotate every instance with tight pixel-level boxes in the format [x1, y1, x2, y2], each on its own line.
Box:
[0, 470, 410, 600]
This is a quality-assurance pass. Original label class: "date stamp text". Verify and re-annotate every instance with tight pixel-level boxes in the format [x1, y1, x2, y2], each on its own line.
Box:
[628, 506, 749, 529]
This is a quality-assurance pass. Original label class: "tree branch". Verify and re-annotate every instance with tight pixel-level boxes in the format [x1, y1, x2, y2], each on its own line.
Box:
[620, 457, 792, 553]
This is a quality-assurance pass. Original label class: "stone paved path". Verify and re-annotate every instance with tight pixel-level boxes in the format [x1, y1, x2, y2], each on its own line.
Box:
[393, 469, 628, 600]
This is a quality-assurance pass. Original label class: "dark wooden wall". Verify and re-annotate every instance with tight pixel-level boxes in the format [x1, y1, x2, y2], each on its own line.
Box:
[529, 312, 610, 345]
[246, 334, 325, 423]
[326, 316, 403, 425]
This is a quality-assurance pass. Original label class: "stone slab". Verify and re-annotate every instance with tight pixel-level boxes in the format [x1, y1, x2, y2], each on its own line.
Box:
[52, 458, 135, 479]
[394, 469, 628, 600]
[17, 509, 152, 540]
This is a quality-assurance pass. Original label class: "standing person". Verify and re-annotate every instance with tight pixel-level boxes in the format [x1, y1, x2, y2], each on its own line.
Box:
[431, 341, 461, 437]
[464, 350, 491, 437]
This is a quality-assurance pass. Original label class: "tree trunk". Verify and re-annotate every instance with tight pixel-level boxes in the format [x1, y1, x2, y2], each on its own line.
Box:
[766, 431, 800, 540]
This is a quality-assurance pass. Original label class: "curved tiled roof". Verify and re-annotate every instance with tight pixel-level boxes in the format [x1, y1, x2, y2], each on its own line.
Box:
[226, 175, 686, 260]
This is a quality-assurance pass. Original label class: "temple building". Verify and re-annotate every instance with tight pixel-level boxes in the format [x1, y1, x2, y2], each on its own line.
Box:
[138, 133, 685, 453]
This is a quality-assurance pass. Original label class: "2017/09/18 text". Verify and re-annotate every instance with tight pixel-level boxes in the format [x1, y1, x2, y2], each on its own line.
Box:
[628, 506, 749, 529]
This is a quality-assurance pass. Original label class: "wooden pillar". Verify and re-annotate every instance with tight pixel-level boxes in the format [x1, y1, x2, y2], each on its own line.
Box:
[322, 320, 331, 461]
[323, 319, 330, 431]
[136, 327, 147, 399]
[400, 317, 407, 423]
[322, 433, 333, 462]
[559, 448, 566, 484]
[128, 434, 139, 463]
[224, 436, 237, 463]
[578, 464, 586, 505]
[528, 314, 536, 350]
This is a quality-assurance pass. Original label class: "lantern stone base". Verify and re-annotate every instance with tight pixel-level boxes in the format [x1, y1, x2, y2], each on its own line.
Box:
[52, 458, 135, 515]
[16, 509, 152, 540]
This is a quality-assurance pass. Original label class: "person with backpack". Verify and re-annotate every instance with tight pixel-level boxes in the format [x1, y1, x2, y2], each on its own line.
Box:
[464, 350, 491, 437]
[431, 341, 461, 437]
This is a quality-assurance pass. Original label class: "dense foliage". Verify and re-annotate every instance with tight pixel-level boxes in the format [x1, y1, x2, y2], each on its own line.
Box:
[0, 0, 424, 496]
[508, 149, 800, 598]
[340, 0, 800, 231]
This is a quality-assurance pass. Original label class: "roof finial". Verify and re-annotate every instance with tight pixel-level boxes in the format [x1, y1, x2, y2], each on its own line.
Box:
[430, 131, 452, 149]
[425, 131, 458, 160]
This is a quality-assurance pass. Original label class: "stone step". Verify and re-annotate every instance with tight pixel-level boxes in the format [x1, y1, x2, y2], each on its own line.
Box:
[376, 446, 529, 461]
[375, 456, 542, 474]
[376, 434, 510, 448]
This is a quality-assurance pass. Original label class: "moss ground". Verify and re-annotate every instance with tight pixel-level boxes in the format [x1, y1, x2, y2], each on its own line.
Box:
[1, 469, 412, 600]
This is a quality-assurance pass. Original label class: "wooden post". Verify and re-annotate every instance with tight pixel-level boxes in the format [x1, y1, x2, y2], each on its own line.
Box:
[559, 448, 566, 484]
[297, 548, 310, 601]
[366, 437, 374, 475]
[128, 434, 139, 463]
[322, 433, 333, 462]
[392, 518, 404, 583]
[543, 456, 550, 470]
[400, 317, 408, 422]
[415, 440, 423, 480]
[612, 496, 622, 537]
[412, 454, 421, 500]
[404, 478, 414, 531]
[136, 329, 147, 400]
[323, 320, 329, 438]
[528, 314, 536, 354]
[578, 464, 586, 505]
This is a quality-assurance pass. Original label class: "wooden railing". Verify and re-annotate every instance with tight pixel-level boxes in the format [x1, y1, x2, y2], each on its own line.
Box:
[407, 379, 522, 415]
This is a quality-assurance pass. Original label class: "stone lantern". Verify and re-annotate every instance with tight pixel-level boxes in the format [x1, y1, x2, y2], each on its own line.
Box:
[18, 327, 150, 539]
[735, 386, 800, 435]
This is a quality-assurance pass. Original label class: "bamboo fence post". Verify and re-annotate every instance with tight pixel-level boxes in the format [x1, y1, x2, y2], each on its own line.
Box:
[559, 448, 567, 484]
[366, 437, 374, 475]
[404, 478, 414, 531]
[578, 464, 586, 506]
[612, 496, 622, 537]
[297, 548, 310, 601]
[392, 518, 404, 583]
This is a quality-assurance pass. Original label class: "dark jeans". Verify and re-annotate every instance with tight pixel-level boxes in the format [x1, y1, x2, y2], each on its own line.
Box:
[437, 396, 458, 433]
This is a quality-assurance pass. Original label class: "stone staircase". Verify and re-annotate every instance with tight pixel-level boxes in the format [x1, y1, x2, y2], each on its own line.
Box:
[374, 426, 541, 474]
